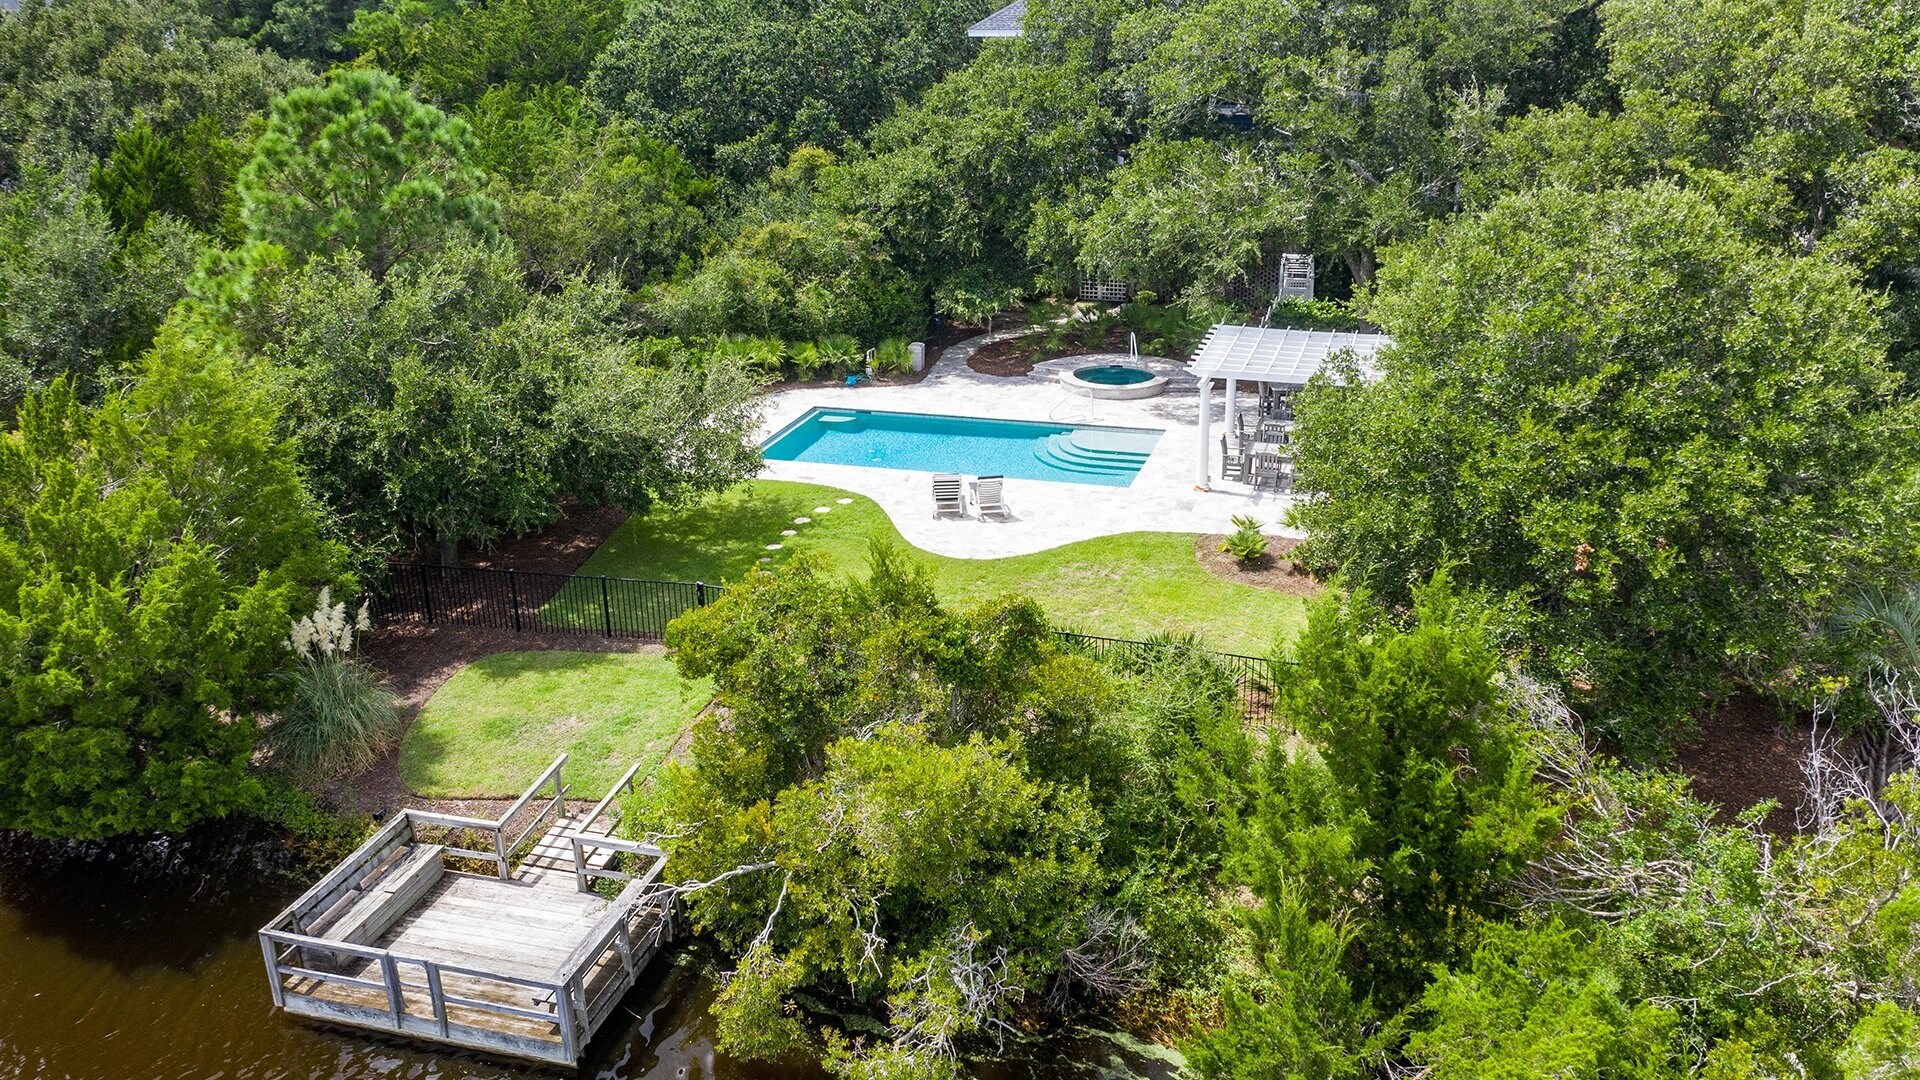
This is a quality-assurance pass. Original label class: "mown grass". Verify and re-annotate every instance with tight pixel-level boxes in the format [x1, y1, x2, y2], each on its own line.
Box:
[398, 651, 712, 798]
[570, 480, 1307, 655]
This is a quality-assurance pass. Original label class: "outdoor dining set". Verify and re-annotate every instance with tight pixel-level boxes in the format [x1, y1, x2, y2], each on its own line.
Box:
[1220, 387, 1296, 492]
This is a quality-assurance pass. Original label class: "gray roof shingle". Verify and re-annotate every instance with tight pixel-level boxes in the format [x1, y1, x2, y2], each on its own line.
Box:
[967, 0, 1026, 37]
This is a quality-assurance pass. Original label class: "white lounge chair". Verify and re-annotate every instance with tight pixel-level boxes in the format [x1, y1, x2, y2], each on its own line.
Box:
[933, 473, 966, 517]
[974, 475, 1010, 520]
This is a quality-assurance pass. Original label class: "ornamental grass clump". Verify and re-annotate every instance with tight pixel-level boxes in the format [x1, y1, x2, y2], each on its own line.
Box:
[270, 588, 402, 776]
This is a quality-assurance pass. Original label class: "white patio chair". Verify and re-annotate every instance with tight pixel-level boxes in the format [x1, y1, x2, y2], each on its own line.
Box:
[974, 475, 1011, 520]
[932, 473, 967, 518]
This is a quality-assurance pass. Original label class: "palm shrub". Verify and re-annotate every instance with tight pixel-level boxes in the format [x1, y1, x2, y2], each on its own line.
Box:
[714, 334, 785, 377]
[873, 336, 913, 375]
[270, 588, 402, 776]
[1221, 514, 1269, 565]
[787, 340, 826, 380]
[816, 333, 861, 374]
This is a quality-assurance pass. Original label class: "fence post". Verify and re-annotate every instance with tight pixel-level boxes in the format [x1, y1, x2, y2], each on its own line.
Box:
[600, 576, 613, 638]
[508, 567, 523, 631]
[425, 962, 448, 1037]
[695, 581, 707, 607]
[380, 953, 404, 1029]
[416, 563, 435, 625]
[259, 934, 285, 1008]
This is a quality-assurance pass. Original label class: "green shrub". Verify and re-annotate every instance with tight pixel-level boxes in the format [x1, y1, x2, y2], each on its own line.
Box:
[1270, 296, 1366, 331]
[873, 336, 913, 375]
[714, 333, 785, 375]
[816, 332, 861, 374]
[1222, 516, 1269, 565]
[787, 339, 826, 380]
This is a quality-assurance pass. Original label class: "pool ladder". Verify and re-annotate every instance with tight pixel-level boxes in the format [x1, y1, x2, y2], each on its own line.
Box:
[1047, 332, 1134, 423]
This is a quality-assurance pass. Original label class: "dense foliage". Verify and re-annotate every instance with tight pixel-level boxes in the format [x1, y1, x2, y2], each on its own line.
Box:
[0, 339, 345, 838]
[587, 0, 993, 181]
[1188, 578, 1920, 1078]
[208, 235, 763, 558]
[652, 552, 1255, 1075]
[1291, 183, 1920, 746]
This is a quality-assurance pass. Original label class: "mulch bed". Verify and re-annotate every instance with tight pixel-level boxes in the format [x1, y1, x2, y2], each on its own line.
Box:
[390, 501, 631, 576]
[966, 325, 1193, 378]
[1195, 535, 1323, 597]
[967, 334, 1043, 376]
[1669, 691, 1810, 834]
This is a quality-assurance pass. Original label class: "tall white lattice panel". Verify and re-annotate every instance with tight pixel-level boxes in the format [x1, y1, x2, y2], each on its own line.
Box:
[1078, 278, 1133, 303]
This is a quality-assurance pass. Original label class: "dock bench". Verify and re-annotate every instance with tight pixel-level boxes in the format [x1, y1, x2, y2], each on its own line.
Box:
[324, 843, 444, 949]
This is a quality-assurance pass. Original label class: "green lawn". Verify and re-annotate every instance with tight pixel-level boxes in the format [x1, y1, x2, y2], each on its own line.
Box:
[399, 651, 712, 798]
[573, 480, 1307, 655]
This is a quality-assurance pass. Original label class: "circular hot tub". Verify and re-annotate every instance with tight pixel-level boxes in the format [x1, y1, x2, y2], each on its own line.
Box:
[1058, 363, 1169, 399]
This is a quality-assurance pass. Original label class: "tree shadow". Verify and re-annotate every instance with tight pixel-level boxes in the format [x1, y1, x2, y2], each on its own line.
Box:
[0, 823, 308, 974]
[591, 484, 818, 583]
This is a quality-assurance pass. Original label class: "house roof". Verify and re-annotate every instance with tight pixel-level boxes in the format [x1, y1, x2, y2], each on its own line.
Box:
[967, 0, 1026, 38]
[1186, 324, 1392, 386]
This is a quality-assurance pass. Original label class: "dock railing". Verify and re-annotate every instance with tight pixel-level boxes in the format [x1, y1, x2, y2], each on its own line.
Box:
[553, 869, 673, 1037]
[257, 753, 678, 1065]
[403, 753, 570, 879]
[258, 924, 583, 1059]
[567, 763, 670, 894]
[257, 801, 593, 1064]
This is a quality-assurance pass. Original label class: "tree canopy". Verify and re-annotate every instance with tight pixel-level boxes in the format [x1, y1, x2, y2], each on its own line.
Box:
[237, 68, 498, 281]
[1290, 183, 1919, 746]
[587, 0, 993, 181]
[214, 236, 763, 558]
[0, 336, 345, 839]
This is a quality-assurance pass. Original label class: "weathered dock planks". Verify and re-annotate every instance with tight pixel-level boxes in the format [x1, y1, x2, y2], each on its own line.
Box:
[259, 756, 672, 1065]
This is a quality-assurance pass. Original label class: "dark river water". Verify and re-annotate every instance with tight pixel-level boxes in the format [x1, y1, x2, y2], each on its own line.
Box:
[0, 828, 1185, 1080]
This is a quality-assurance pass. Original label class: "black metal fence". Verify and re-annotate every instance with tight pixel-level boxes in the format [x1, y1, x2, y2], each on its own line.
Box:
[1054, 631, 1276, 722]
[375, 564, 1279, 719]
[374, 563, 721, 640]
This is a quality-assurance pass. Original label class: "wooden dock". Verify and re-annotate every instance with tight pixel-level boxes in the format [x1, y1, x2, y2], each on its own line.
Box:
[259, 756, 674, 1065]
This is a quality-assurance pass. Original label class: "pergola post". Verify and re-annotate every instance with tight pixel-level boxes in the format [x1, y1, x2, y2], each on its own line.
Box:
[1196, 375, 1213, 487]
[1223, 378, 1238, 445]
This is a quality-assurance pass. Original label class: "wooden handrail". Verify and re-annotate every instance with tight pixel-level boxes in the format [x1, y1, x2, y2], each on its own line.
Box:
[570, 834, 668, 858]
[575, 762, 642, 837]
[401, 753, 570, 878]
[505, 791, 566, 857]
[498, 754, 569, 834]
[403, 809, 499, 831]
[553, 868, 667, 980]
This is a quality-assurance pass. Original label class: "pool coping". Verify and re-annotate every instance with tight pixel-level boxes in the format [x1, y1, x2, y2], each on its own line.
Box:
[1055, 364, 1171, 400]
[752, 335, 1303, 560]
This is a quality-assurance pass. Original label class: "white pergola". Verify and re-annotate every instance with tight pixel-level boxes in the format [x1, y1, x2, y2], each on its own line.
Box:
[1186, 324, 1392, 486]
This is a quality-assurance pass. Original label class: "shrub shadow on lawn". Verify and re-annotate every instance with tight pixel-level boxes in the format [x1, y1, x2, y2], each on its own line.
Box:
[586, 486, 815, 585]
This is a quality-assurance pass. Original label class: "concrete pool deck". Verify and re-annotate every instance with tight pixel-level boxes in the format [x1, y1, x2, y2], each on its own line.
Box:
[756, 334, 1301, 559]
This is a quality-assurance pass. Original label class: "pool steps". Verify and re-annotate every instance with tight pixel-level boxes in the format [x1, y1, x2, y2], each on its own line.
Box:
[1033, 432, 1152, 477]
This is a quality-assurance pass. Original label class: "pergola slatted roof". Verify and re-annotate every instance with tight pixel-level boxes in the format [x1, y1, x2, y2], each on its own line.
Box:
[1186, 324, 1392, 386]
[967, 0, 1027, 37]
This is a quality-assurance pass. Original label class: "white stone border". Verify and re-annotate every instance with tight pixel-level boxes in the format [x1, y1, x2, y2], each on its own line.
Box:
[753, 334, 1302, 559]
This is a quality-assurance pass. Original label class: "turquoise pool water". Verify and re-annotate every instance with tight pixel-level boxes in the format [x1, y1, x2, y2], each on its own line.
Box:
[1074, 364, 1157, 386]
[762, 408, 1162, 487]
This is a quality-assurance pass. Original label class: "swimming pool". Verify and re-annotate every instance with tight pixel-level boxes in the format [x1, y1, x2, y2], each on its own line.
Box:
[761, 408, 1163, 487]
